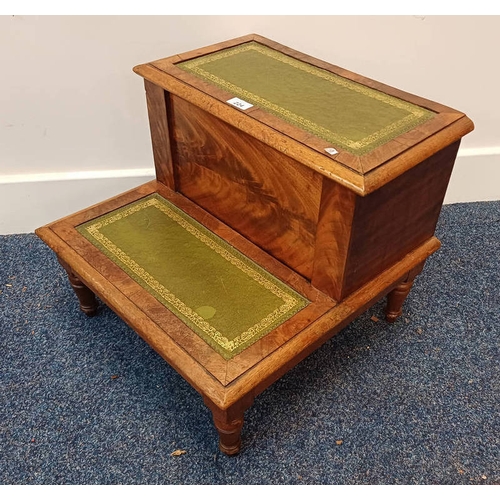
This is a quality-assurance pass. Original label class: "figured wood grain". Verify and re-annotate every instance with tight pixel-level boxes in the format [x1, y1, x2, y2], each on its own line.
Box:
[311, 179, 357, 301]
[144, 80, 175, 188]
[170, 95, 323, 278]
[153, 182, 323, 300]
[36, 213, 440, 457]
[154, 60, 360, 170]
[341, 141, 460, 297]
[149, 184, 336, 385]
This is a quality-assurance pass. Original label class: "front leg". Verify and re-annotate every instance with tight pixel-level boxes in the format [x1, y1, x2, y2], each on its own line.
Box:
[203, 395, 254, 456]
[57, 257, 98, 317]
[212, 415, 244, 456]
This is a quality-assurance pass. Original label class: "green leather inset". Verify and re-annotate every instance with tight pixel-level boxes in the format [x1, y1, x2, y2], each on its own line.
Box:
[77, 194, 309, 359]
[177, 42, 435, 155]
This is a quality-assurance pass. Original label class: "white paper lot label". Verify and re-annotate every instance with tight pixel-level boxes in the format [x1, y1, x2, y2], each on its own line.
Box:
[227, 97, 253, 110]
[324, 147, 339, 155]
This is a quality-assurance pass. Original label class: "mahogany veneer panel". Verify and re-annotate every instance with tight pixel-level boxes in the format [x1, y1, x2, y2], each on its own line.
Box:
[170, 95, 322, 278]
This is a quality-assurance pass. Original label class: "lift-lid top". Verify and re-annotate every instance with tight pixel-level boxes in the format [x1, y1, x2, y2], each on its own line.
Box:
[134, 34, 473, 194]
[176, 41, 435, 157]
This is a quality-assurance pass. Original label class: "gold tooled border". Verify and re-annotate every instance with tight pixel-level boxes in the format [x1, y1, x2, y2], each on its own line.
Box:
[178, 42, 435, 154]
[78, 195, 308, 357]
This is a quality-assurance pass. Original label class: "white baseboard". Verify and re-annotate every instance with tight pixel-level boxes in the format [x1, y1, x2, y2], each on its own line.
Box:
[443, 148, 500, 204]
[0, 148, 498, 235]
[0, 170, 155, 235]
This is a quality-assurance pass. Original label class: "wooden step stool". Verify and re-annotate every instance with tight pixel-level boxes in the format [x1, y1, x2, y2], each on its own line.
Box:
[36, 34, 474, 455]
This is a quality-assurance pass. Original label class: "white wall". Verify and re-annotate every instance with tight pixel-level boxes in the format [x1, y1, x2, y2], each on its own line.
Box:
[1, 15, 499, 234]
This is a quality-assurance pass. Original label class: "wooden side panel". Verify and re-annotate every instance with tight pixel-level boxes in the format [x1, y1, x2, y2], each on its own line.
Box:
[144, 80, 175, 188]
[169, 95, 323, 279]
[342, 141, 460, 297]
[311, 179, 357, 301]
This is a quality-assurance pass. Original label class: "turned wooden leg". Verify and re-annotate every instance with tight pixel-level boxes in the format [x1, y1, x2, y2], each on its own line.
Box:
[212, 415, 244, 456]
[385, 262, 425, 323]
[203, 395, 253, 456]
[58, 257, 98, 317]
[385, 279, 415, 323]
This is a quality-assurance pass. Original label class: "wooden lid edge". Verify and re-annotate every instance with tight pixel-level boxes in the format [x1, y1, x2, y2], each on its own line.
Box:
[363, 115, 475, 195]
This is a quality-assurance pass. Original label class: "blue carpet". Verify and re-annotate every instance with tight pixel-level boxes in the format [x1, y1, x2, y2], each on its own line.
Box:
[0, 201, 499, 485]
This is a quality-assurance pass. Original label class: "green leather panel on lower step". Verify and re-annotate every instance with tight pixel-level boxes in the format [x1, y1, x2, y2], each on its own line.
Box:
[77, 194, 309, 359]
[177, 42, 435, 155]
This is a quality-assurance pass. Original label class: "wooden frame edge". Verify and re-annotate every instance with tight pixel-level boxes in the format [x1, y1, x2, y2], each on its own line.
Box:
[363, 116, 474, 195]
